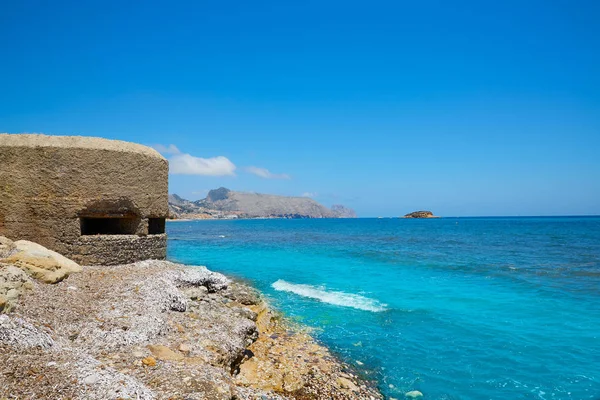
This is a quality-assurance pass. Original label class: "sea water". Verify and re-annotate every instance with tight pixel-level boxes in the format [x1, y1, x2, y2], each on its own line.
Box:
[167, 217, 600, 399]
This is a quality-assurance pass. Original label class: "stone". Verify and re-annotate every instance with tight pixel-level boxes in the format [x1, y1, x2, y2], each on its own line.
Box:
[179, 343, 191, 353]
[133, 350, 146, 358]
[405, 390, 424, 398]
[0, 263, 33, 311]
[141, 356, 156, 367]
[184, 286, 208, 300]
[2, 240, 82, 283]
[225, 283, 260, 305]
[147, 344, 184, 361]
[0, 236, 16, 259]
[0, 295, 7, 312]
[337, 376, 359, 392]
[83, 374, 99, 385]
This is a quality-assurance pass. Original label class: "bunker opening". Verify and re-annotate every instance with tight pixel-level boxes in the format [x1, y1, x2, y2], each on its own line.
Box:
[148, 218, 166, 235]
[80, 217, 139, 235]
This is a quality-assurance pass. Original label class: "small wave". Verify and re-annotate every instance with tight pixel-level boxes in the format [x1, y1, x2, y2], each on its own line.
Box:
[271, 280, 387, 312]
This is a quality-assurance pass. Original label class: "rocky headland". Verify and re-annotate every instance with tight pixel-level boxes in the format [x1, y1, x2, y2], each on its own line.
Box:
[169, 188, 357, 220]
[0, 235, 381, 400]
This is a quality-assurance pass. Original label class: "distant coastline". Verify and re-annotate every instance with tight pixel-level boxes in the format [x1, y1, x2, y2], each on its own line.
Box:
[169, 188, 357, 220]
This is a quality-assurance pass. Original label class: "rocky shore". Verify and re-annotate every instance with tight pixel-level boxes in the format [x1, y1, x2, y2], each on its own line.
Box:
[0, 236, 382, 400]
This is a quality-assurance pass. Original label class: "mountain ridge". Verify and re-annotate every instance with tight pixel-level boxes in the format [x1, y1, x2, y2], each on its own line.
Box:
[168, 188, 357, 219]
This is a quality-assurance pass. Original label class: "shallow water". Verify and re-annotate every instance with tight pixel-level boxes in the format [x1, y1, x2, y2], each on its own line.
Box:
[167, 217, 600, 399]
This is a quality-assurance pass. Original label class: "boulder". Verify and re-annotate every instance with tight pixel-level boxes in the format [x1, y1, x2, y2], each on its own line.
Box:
[405, 390, 424, 398]
[0, 263, 33, 312]
[1, 240, 82, 283]
[0, 236, 17, 259]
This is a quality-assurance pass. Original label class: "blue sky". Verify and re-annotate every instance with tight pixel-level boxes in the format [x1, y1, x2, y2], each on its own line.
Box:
[1, 0, 599, 216]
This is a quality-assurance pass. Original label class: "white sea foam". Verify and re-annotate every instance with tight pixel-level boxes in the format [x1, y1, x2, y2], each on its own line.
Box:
[271, 280, 387, 312]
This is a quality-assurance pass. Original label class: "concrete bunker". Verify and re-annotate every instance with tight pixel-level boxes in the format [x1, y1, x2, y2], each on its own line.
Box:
[0, 134, 169, 265]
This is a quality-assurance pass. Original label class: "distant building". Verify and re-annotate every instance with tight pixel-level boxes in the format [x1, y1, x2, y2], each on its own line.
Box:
[0, 134, 169, 265]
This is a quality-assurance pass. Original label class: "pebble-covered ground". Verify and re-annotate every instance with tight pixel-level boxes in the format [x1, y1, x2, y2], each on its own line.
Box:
[0, 259, 382, 400]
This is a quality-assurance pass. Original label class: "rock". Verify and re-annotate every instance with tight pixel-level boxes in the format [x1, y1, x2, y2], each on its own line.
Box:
[169, 292, 187, 312]
[0, 295, 7, 312]
[1, 240, 82, 283]
[403, 211, 437, 219]
[179, 343, 191, 353]
[405, 390, 424, 398]
[337, 376, 360, 392]
[177, 267, 230, 292]
[184, 286, 208, 300]
[225, 284, 260, 305]
[147, 344, 184, 361]
[141, 356, 156, 367]
[84, 374, 99, 385]
[0, 263, 34, 312]
[230, 306, 258, 322]
[0, 236, 17, 259]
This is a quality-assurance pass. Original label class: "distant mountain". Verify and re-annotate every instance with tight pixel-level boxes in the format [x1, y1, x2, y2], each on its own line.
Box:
[330, 204, 357, 218]
[168, 188, 356, 219]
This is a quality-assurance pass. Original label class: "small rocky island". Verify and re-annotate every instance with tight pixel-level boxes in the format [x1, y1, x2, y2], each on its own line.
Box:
[403, 211, 439, 219]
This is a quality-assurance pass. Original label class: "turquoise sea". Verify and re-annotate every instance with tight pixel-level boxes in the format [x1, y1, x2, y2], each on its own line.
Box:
[167, 217, 600, 399]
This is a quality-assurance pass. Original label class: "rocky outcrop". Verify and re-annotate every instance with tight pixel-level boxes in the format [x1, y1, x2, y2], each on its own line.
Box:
[0, 240, 381, 399]
[169, 188, 357, 220]
[0, 235, 81, 312]
[404, 211, 438, 219]
[2, 239, 82, 283]
[0, 133, 169, 265]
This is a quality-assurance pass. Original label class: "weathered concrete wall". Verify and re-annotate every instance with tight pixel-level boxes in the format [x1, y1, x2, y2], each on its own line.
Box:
[0, 134, 169, 265]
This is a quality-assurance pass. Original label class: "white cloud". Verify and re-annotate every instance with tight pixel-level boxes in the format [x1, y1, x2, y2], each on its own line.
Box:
[245, 166, 290, 180]
[152, 144, 181, 155]
[152, 143, 236, 176]
[170, 153, 236, 176]
[301, 192, 317, 198]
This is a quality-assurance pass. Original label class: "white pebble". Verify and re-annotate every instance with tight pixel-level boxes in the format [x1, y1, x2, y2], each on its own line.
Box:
[84, 374, 98, 385]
